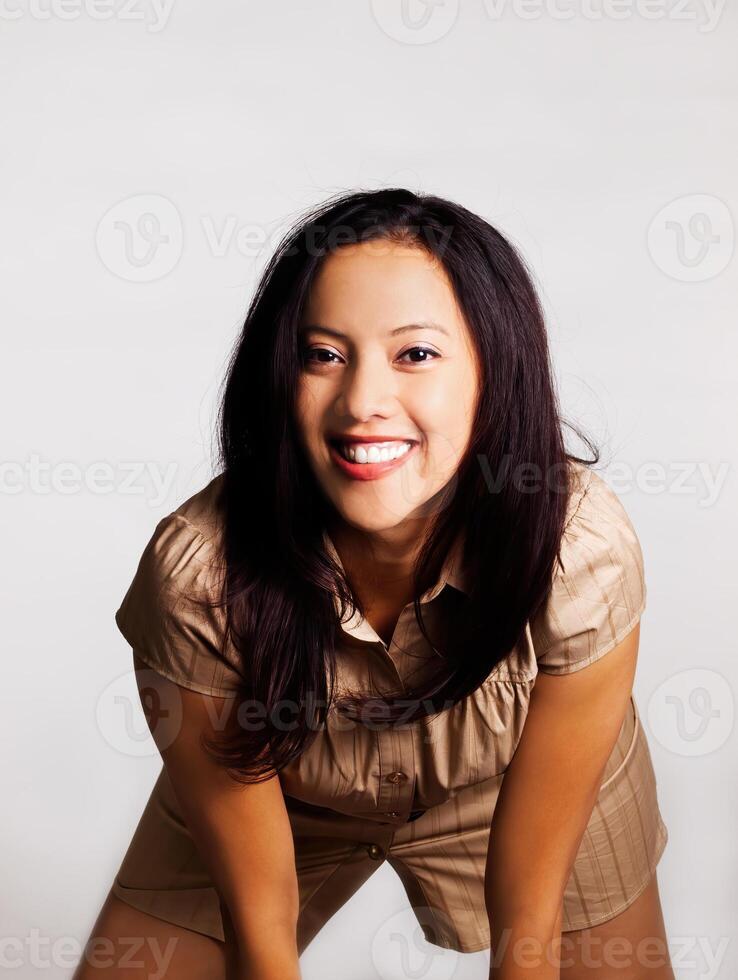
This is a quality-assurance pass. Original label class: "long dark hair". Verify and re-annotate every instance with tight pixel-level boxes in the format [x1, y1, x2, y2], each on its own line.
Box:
[199, 188, 598, 782]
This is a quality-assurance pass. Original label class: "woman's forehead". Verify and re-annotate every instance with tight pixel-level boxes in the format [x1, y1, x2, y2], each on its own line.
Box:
[302, 246, 465, 339]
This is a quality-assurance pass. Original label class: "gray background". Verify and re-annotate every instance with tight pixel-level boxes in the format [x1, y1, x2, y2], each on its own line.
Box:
[2, 1, 736, 977]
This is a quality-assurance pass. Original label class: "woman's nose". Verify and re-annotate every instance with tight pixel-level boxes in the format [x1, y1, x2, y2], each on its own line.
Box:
[336, 358, 395, 421]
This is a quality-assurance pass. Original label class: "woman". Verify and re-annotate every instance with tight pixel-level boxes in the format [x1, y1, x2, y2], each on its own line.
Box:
[76, 189, 671, 979]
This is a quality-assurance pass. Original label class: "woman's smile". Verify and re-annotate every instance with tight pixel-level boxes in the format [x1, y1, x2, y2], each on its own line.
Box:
[327, 436, 419, 481]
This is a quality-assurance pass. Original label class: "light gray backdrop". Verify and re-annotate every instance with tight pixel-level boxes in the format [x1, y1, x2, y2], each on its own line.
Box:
[2, 1, 736, 977]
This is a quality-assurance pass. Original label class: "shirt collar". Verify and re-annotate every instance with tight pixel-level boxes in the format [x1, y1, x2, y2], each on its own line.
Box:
[321, 527, 469, 643]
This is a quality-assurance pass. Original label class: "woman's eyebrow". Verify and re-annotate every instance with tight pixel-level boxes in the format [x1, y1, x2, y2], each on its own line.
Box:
[298, 321, 450, 339]
[390, 321, 451, 337]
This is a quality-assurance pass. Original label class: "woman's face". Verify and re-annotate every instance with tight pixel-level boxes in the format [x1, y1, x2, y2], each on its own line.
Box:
[295, 239, 480, 535]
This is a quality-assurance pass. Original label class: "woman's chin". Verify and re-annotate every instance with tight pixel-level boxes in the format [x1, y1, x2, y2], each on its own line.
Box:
[331, 511, 400, 535]
[326, 500, 412, 534]
[327, 495, 433, 535]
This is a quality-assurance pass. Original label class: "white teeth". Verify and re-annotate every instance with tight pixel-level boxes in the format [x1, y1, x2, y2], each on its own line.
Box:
[337, 441, 413, 464]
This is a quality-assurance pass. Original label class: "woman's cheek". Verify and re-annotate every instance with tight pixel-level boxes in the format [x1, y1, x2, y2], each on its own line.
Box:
[425, 425, 467, 472]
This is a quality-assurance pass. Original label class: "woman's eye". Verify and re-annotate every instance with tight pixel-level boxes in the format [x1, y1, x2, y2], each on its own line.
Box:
[301, 345, 439, 366]
[398, 346, 440, 364]
[301, 347, 342, 365]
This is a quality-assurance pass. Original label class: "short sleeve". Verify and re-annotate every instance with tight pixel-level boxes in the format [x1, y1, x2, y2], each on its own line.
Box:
[115, 512, 244, 696]
[531, 468, 647, 675]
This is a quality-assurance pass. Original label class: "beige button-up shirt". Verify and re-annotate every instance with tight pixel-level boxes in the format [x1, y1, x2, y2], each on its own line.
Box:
[110, 460, 669, 952]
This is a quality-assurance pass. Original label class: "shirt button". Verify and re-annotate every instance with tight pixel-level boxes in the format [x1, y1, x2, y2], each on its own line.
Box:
[386, 771, 407, 784]
[367, 844, 384, 860]
[385, 811, 400, 818]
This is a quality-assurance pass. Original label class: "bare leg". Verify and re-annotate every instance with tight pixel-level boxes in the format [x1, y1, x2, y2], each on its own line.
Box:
[559, 871, 673, 980]
[72, 888, 228, 980]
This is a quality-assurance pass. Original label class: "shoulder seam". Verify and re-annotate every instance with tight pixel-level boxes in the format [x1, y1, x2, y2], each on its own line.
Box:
[165, 511, 208, 539]
[562, 468, 593, 536]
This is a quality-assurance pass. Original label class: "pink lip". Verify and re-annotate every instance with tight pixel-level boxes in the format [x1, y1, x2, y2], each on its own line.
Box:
[328, 441, 418, 482]
[326, 433, 417, 444]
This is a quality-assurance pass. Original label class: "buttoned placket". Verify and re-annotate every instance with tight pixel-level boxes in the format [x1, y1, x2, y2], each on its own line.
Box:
[321, 528, 469, 849]
[335, 622, 420, 829]
[372, 631, 418, 827]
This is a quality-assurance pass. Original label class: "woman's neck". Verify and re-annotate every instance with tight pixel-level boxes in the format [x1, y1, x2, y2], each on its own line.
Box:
[327, 516, 428, 616]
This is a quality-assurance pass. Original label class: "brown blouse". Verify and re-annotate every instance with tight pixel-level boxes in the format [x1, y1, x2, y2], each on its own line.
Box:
[110, 459, 668, 953]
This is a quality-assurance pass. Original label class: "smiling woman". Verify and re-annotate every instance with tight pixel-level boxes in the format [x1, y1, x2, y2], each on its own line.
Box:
[294, 240, 481, 547]
[79, 188, 671, 978]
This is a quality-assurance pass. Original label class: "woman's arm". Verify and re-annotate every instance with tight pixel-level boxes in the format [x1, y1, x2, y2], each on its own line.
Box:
[133, 651, 301, 980]
[484, 624, 640, 980]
